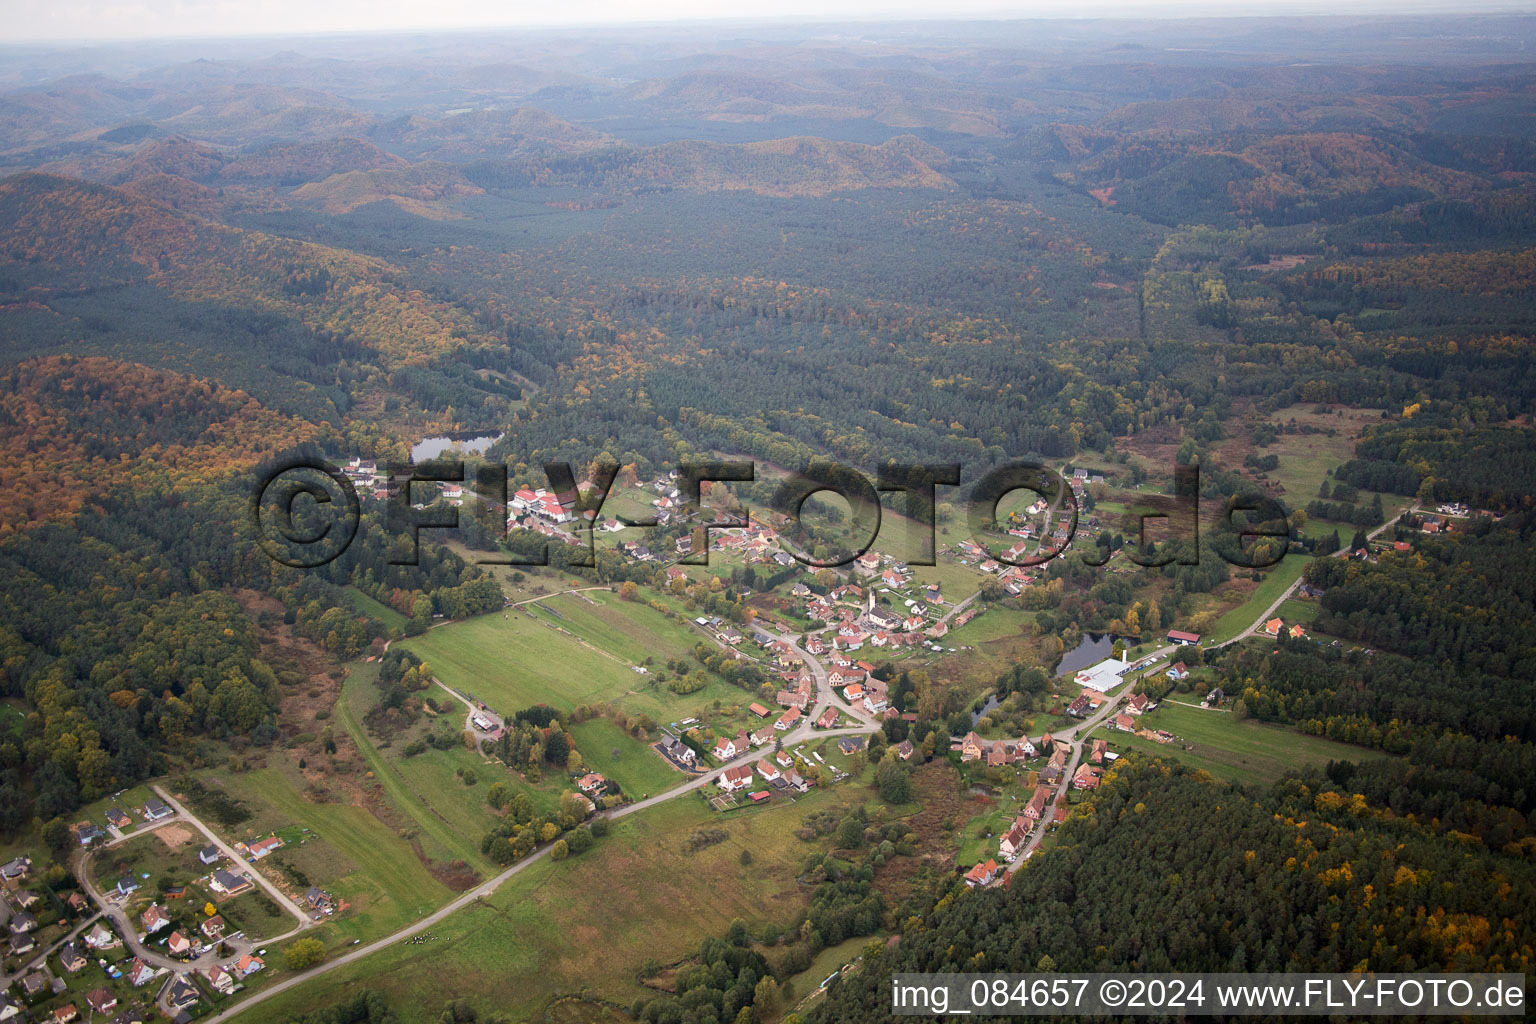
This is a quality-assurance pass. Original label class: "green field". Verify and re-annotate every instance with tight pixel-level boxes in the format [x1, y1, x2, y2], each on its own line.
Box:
[568, 717, 686, 798]
[335, 664, 508, 873]
[402, 590, 749, 723]
[1090, 702, 1392, 786]
[346, 587, 409, 632]
[240, 785, 877, 1024]
[1207, 552, 1313, 644]
[956, 781, 1034, 865]
[1275, 596, 1320, 627]
[192, 764, 454, 943]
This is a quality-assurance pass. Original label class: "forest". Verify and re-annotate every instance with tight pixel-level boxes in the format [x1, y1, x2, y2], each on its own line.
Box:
[0, 12, 1532, 1022]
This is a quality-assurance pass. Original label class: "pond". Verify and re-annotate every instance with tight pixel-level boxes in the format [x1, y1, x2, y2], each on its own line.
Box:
[1056, 632, 1120, 677]
[411, 432, 503, 462]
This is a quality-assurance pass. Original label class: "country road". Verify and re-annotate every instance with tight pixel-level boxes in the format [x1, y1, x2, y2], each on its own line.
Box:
[206, 610, 883, 1024]
[1002, 510, 1409, 876]
[202, 510, 1414, 1018]
[61, 793, 315, 1015]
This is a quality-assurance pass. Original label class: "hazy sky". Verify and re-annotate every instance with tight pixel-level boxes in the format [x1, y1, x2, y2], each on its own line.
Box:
[6, 0, 1531, 43]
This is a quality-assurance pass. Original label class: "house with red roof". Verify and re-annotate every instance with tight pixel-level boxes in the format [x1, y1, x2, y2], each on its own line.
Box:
[717, 765, 753, 792]
[963, 859, 998, 887]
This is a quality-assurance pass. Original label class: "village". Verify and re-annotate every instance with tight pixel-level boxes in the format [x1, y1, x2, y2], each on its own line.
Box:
[1, 790, 336, 1024]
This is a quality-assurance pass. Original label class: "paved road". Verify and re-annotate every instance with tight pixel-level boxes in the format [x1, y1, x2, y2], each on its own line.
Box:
[1001, 671, 1140, 877]
[70, 796, 315, 1015]
[1213, 512, 1404, 648]
[0, 912, 101, 993]
[1001, 511, 1410, 878]
[150, 786, 315, 929]
[206, 620, 882, 1023]
[204, 512, 1416, 1015]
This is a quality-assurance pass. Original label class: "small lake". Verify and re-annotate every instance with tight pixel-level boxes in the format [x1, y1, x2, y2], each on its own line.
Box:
[1056, 632, 1119, 677]
[412, 433, 503, 462]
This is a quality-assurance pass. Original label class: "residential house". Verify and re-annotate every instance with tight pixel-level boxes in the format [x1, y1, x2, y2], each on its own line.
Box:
[198, 845, 221, 865]
[775, 707, 802, 730]
[306, 887, 332, 912]
[838, 736, 865, 756]
[1113, 714, 1135, 731]
[1090, 739, 1108, 764]
[1127, 693, 1150, 714]
[1164, 662, 1189, 682]
[757, 761, 781, 782]
[235, 954, 264, 977]
[205, 964, 236, 995]
[209, 870, 253, 897]
[166, 979, 199, 1011]
[895, 740, 916, 761]
[12, 889, 38, 909]
[1167, 630, 1201, 645]
[127, 958, 157, 987]
[10, 910, 38, 934]
[958, 731, 985, 762]
[717, 765, 753, 792]
[0, 856, 30, 885]
[775, 689, 810, 709]
[1073, 764, 1103, 790]
[0, 996, 20, 1023]
[201, 915, 225, 940]
[167, 931, 192, 956]
[246, 836, 284, 859]
[1051, 803, 1070, 829]
[1262, 617, 1283, 637]
[59, 941, 87, 972]
[785, 770, 813, 793]
[87, 990, 118, 1015]
[106, 807, 132, 829]
[141, 904, 171, 934]
[1021, 787, 1050, 823]
[775, 750, 793, 768]
[76, 823, 104, 846]
[53, 1004, 78, 1024]
[662, 738, 698, 767]
[142, 798, 173, 821]
[84, 922, 119, 949]
[711, 736, 737, 761]
[815, 706, 838, 729]
[963, 859, 998, 888]
[1066, 694, 1091, 717]
[999, 820, 1030, 861]
[577, 773, 606, 794]
[19, 974, 47, 998]
[8, 933, 34, 956]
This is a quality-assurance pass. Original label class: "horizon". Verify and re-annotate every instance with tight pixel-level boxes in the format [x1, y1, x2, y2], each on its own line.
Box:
[8, 0, 1536, 45]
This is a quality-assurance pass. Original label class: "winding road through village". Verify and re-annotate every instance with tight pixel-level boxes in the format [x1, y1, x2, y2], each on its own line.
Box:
[172, 512, 1413, 1021]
